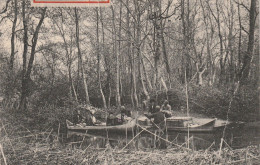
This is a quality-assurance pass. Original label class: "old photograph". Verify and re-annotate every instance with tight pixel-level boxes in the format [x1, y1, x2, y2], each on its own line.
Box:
[0, 0, 259, 164]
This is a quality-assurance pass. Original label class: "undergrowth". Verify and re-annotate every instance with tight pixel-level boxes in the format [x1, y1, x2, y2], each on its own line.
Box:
[0, 106, 260, 164]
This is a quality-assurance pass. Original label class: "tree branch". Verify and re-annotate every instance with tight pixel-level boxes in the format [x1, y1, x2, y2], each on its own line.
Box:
[233, 0, 250, 12]
[0, 0, 11, 14]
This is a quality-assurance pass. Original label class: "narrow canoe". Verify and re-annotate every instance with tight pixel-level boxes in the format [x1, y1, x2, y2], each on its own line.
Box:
[66, 119, 136, 132]
[166, 117, 216, 133]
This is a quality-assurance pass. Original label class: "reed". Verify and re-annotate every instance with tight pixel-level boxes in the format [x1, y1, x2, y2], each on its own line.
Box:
[0, 107, 259, 164]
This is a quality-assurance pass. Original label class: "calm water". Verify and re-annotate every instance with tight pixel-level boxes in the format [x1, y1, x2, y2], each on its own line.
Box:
[65, 123, 260, 151]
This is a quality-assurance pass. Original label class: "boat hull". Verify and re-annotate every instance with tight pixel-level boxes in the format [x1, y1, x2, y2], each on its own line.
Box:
[66, 119, 136, 133]
[166, 117, 216, 133]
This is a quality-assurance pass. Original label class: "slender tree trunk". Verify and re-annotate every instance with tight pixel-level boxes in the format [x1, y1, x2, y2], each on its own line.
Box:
[118, 2, 123, 100]
[181, 0, 187, 84]
[237, 2, 242, 79]
[216, 1, 224, 84]
[125, 0, 134, 107]
[208, 0, 225, 84]
[9, 0, 17, 70]
[96, 8, 107, 109]
[99, 8, 111, 108]
[153, 0, 160, 89]
[68, 64, 77, 102]
[200, 0, 213, 86]
[134, 0, 149, 101]
[68, 35, 78, 102]
[132, 42, 139, 107]
[185, 69, 189, 116]
[75, 8, 90, 105]
[19, 0, 28, 111]
[159, 1, 171, 86]
[141, 56, 152, 91]
[111, 6, 121, 108]
[228, 1, 234, 83]
[131, 8, 139, 107]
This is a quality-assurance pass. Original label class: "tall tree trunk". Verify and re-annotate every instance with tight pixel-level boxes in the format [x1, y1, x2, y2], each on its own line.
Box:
[208, 0, 224, 84]
[111, 6, 121, 108]
[134, 0, 149, 101]
[96, 8, 107, 109]
[132, 42, 139, 107]
[227, 0, 234, 83]
[239, 0, 256, 82]
[75, 8, 90, 105]
[152, 0, 160, 89]
[125, 0, 134, 107]
[216, 0, 224, 84]
[237, 2, 242, 79]
[68, 34, 78, 102]
[181, 0, 188, 84]
[131, 7, 139, 107]
[99, 8, 111, 108]
[19, 6, 47, 111]
[118, 1, 123, 99]
[9, 0, 17, 70]
[159, 1, 171, 86]
[200, 0, 214, 86]
[141, 56, 153, 91]
[19, 0, 28, 111]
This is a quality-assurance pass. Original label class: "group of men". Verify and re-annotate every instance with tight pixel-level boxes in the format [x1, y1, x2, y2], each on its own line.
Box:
[146, 99, 172, 125]
[106, 106, 132, 126]
[73, 108, 97, 126]
[73, 106, 131, 126]
[73, 99, 172, 126]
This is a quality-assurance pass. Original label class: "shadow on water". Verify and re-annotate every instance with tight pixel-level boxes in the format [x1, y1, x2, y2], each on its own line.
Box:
[64, 123, 260, 151]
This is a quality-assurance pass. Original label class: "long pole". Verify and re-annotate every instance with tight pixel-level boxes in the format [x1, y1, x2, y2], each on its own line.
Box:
[185, 69, 189, 116]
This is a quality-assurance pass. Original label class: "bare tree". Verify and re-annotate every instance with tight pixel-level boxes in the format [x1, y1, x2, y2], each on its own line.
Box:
[75, 7, 90, 105]
[19, 3, 47, 111]
[239, 0, 257, 82]
[96, 8, 107, 109]
[9, 0, 17, 70]
[111, 5, 121, 108]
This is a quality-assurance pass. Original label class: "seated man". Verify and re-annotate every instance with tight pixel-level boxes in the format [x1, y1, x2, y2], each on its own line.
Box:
[116, 106, 132, 124]
[161, 100, 171, 111]
[85, 110, 94, 126]
[149, 99, 156, 114]
[106, 113, 117, 126]
[73, 109, 83, 125]
[161, 100, 172, 118]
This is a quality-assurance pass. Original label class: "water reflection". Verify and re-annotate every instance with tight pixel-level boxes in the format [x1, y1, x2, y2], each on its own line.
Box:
[66, 123, 260, 151]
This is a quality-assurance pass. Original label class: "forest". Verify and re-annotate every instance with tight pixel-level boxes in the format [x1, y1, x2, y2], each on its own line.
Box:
[0, 0, 259, 164]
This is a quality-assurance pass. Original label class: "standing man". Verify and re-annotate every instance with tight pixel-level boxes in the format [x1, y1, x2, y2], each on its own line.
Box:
[145, 105, 166, 132]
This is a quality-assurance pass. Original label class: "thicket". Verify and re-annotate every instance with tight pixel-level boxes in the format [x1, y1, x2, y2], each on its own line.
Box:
[1, 67, 258, 124]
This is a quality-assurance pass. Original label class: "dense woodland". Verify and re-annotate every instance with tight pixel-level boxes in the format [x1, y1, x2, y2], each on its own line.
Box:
[0, 0, 259, 121]
[0, 0, 259, 164]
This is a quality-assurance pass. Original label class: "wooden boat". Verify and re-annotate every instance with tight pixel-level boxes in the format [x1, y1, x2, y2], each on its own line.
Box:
[66, 119, 136, 132]
[166, 117, 216, 133]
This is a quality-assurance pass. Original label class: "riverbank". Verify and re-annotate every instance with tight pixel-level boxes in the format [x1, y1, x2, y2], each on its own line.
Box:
[1, 107, 260, 164]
